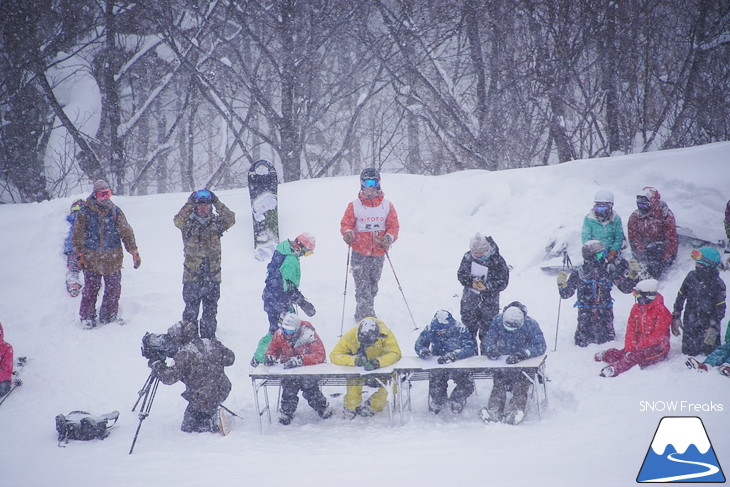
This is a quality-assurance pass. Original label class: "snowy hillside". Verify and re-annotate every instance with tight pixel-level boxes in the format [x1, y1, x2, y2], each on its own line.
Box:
[1, 142, 729, 487]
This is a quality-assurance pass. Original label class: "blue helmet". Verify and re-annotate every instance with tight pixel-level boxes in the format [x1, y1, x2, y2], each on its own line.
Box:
[193, 189, 212, 204]
[691, 247, 721, 267]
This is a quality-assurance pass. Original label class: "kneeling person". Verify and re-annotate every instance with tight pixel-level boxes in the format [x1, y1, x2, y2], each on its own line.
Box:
[415, 310, 477, 414]
[480, 302, 546, 425]
[264, 313, 332, 425]
[150, 321, 235, 433]
[330, 317, 401, 418]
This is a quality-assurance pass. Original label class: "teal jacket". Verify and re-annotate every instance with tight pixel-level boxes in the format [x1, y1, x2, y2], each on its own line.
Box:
[582, 211, 625, 253]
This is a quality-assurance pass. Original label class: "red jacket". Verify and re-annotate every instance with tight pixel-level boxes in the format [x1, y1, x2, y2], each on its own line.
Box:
[0, 322, 13, 383]
[623, 292, 672, 358]
[340, 192, 399, 257]
[627, 188, 678, 261]
[266, 321, 326, 365]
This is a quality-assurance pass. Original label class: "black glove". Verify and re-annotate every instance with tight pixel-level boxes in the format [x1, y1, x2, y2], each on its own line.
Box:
[437, 352, 457, 364]
[363, 359, 380, 371]
[417, 348, 432, 359]
[250, 356, 260, 368]
[187, 192, 197, 204]
[299, 299, 316, 317]
[208, 190, 219, 204]
[283, 355, 303, 369]
[264, 354, 277, 366]
[506, 351, 528, 364]
[354, 354, 368, 367]
[485, 348, 500, 360]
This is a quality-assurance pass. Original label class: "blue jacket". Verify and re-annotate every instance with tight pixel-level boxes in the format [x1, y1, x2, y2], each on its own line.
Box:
[481, 308, 547, 358]
[64, 211, 79, 254]
[414, 312, 476, 359]
[262, 240, 303, 316]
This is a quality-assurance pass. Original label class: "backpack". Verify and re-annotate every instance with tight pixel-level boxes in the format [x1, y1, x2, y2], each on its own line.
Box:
[55, 410, 119, 447]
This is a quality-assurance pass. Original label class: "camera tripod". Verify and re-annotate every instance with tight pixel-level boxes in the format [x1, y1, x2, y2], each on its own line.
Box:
[129, 372, 160, 454]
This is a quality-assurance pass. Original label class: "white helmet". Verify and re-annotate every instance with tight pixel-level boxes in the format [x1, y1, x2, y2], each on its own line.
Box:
[594, 190, 614, 204]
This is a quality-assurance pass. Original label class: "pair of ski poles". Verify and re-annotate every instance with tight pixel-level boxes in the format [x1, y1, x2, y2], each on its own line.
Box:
[339, 247, 419, 336]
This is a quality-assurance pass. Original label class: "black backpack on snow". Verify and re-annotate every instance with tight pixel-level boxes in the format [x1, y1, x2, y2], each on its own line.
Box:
[55, 410, 120, 446]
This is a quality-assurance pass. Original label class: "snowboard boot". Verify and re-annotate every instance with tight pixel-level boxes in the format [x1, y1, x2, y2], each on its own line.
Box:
[479, 407, 500, 424]
[428, 396, 445, 414]
[318, 404, 333, 420]
[599, 366, 615, 377]
[718, 364, 730, 377]
[355, 403, 375, 417]
[504, 409, 525, 426]
[449, 397, 466, 414]
[685, 357, 708, 372]
[278, 411, 294, 426]
[342, 408, 357, 420]
[80, 319, 96, 330]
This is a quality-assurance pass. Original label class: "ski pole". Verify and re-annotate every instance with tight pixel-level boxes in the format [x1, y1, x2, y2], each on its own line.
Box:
[385, 251, 419, 330]
[220, 404, 243, 419]
[0, 380, 21, 407]
[553, 250, 572, 352]
[339, 246, 352, 337]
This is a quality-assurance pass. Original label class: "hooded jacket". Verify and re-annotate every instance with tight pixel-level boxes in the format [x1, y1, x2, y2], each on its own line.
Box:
[582, 209, 625, 254]
[174, 200, 236, 283]
[627, 187, 678, 262]
[414, 312, 477, 360]
[330, 318, 402, 367]
[0, 322, 13, 383]
[480, 303, 547, 358]
[340, 191, 400, 257]
[457, 236, 510, 296]
[624, 292, 672, 357]
[262, 240, 305, 316]
[72, 197, 138, 275]
[266, 320, 326, 365]
[673, 266, 727, 326]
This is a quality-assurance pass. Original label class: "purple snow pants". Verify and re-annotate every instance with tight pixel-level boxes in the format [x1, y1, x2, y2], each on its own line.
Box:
[80, 270, 122, 324]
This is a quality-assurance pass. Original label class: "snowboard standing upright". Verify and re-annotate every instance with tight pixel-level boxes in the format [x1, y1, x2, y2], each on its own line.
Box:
[248, 160, 280, 261]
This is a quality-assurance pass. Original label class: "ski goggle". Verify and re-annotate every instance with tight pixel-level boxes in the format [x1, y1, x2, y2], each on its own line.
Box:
[194, 189, 212, 204]
[636, 196, 651, 210]
[362, 179, 379, 188]
[282, 327, 297, 335]
[594, 204, 611, 213]
[294, 238, 314, 256]
[594, 249, 607, 262]
[691, 248, 716, 267]
[632, 289, 656, 298]
[96, 189, 112, 200]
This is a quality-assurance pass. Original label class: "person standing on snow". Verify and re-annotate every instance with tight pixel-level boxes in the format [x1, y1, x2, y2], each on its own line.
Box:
[595, 279, 672, 377]
[671, 247, 726, 357]
[72, 179, 141, 329]
[0, 322, 13, 398]
[174, 189, 236, 339]
[262, 313, 333, 425]
[149, 321, 235, 433]
[582, 190, 625, 266]
[723, 199, 730, 269]
[262, 233, 317, 334]
[457, 232, 510, 344]
[330, 317, 401, 419]
[479, 302, 546, 425]
[414, 310, 477, 414]
[63, 199, 85, 297]
[340, 168, 399, 322]
[627, 186, 678, 279]
[557, 240, 639, 346]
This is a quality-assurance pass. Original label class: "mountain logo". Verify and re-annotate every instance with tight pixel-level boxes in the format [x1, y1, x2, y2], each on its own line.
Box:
[637, 416, 725, 483]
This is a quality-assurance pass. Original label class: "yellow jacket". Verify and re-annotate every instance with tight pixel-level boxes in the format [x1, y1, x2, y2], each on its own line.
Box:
[330, 318, 401, 367]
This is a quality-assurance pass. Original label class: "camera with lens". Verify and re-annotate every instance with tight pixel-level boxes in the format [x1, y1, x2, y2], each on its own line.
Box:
[141, 332, 179, 362]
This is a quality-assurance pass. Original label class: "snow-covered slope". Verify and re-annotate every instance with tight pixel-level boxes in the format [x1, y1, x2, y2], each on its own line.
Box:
[1, 142, 729, 487]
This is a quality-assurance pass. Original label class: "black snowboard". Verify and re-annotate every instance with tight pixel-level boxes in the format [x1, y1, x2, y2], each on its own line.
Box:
[248, 160, 280, 261]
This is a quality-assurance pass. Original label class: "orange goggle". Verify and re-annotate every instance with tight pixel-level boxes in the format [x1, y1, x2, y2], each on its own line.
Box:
[96, 189, 112, 199]
[691, 248, 714, 267]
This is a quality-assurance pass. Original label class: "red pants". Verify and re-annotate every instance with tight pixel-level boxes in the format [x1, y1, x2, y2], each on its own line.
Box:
[599, 345, 667, 376]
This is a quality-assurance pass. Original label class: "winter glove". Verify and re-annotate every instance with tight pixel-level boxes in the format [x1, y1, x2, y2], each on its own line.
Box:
[719, 363, 730, 377]
[250, 356, 261, 368]
[264, 354, 277, 366]
[607, 250, 618, 263]
[671, 315, 682, 336]
[627, 259, 641, 279]
[187, 192, 197, 204]
[363, 359, 380, 371]
[704, 323, 720, 347]
[506, 351, 528, 364]
[437, 352, 457, 364]
[416, 348, 432, 359]
[485, 348, 501, 360]
[76, 252, 87, 270]
[556, 271, 568, 289]
[375, 234, 392, 250]
[343, 230, 355, 245]
[298, 299, 316, 317]
[131, 250, 142, 269]
[354, 354, 368, 367]
[208, 190, 219, 204]
[472, 277, 487, 292]
[283, 355, 304, 369]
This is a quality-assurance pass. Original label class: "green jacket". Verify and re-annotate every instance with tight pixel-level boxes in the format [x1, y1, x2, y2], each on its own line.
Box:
[582, 211, 624, 253]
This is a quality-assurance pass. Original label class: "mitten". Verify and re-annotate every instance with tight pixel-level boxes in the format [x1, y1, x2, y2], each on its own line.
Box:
[283, 356, 304, 369]
[417, 348, 432, 359]
[354, 354, 368, 367]
[607, 250, 618, 263]
[299, 299, 316, 317]
[671, 315, 682, 336]
[704, 324, 720, 347]
[506, 351, 528, 364]
[208, 190, 219, 204]
[485, 348, 501, 360]
[628, 259, 641, 279]
[363, 359, 380, 371]
[131, 250, 141, 269]
[557, 271, 568, 289]
[437, 352, 457, 364]
[343, 230, 355, 245]
[472, 278, 487, 292]
[250, 356, 261, 367]
[264, 354, 277, 366]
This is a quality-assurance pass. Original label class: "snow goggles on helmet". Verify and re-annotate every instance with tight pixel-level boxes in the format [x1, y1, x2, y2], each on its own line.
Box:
[194, 189, 212, 204]
[594, 204, 611, 213]
[691, 248, 716, 267]
[282, 327, 296, 335]
[294, 238, 314, 257]
[593, 249, 607, 262]
[636, 196, 651, 211]
[362, 179, 379, 188]
[96, 189, 112, 200]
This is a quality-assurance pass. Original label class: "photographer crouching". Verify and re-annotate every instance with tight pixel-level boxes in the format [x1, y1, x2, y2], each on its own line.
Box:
[143, 321, 235, 433]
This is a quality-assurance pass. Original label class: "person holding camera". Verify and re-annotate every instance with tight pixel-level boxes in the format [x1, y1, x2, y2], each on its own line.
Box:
[148, 321, 235, 434]
[262, 233, 317, 334]
[174, 189, 236, 339]
[72, 179, 141, 329]
[262, 313, 332, 425]
[414, 310, 477, 414]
